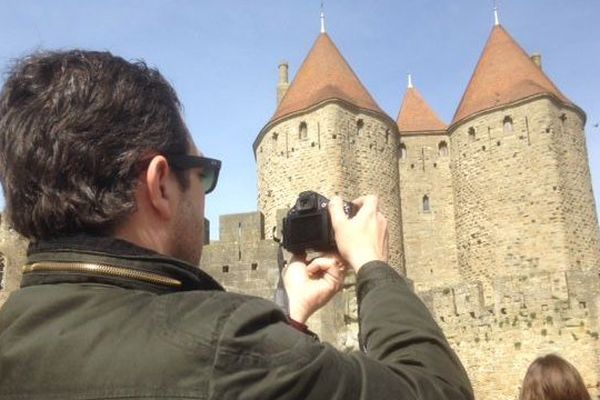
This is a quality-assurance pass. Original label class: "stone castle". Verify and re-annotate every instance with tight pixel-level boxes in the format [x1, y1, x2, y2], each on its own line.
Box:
[0, 13, 599, 400]
[207, 16, 600, 399]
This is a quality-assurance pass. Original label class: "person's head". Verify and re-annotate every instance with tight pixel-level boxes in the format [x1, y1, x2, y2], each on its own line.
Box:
[0, 50, 218, 264]
[520, 354, 591, 400]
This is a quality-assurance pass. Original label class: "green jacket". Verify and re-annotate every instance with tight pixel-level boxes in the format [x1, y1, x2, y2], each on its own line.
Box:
[0, 235, 473, 399]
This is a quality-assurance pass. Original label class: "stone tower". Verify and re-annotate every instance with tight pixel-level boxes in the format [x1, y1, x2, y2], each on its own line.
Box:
[396, 77, 460, 292]
[253, 31, 405, 272]
[449, 24, 600, 299]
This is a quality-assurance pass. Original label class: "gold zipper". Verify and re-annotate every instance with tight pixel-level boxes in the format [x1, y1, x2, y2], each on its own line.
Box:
[23, 261, 182, 288]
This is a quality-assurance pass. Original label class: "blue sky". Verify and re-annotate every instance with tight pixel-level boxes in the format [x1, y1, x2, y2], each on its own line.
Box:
[1, 1, 599, 240]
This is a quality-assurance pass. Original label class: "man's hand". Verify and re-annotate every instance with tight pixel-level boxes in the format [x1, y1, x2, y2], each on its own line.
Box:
[330, 195, 389, 272]
[284, 253, 346, 324]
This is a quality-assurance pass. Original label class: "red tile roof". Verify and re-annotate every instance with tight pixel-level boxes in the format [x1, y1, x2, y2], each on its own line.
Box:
[452, 25, 573, 125]
[396, 87, 447, 133]
[269, 33, 385, 124]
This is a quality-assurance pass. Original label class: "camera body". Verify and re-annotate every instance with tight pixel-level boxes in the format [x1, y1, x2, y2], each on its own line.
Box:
[282, 191, 356, 253]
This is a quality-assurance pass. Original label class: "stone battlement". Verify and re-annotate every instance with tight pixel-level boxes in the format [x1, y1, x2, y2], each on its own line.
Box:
[201, 211, 280, 299]
[420, 269, 599, 336]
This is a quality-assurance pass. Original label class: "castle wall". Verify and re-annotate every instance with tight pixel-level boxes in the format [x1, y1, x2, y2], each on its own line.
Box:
[0, 216, 28, 308]
[398, 132, 460, 291]
[420, 268, 600, 400]
[255, 102, 405, 272]
[449, 97, 600, 304]
[201, 212, 280, 299]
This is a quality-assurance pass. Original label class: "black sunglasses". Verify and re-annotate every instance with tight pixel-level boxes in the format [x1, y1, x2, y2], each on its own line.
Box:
[165, 155, 222, 194]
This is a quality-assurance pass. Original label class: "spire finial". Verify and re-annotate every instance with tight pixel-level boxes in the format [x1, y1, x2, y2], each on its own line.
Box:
[320, 1, 326, 33]
[407, 73, 413, 89]
[494, 0, 500, 26]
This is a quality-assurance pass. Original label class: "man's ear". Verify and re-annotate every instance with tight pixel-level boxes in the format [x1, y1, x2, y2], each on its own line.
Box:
[144, 155, 177, 220]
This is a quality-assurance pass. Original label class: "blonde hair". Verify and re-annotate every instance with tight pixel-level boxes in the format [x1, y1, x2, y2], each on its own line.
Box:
[520, 354, 591, 400]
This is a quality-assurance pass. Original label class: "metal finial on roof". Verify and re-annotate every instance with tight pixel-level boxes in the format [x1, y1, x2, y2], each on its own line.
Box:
[494, 0, 500, 26]
[320, 1, 326, 33]
[407, 73, 413, 88]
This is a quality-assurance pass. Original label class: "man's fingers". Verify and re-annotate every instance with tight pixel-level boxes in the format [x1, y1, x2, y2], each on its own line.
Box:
[347, 195, 379, 219]
[306, 256, 346, 285]
[306, 261, 321, 275]
[329, 196, 349, 228]
[306, 256, 338, 273]
[349, 195, 370, 209]
[331, 195, 379, 226]
[357, 195, 378, 214]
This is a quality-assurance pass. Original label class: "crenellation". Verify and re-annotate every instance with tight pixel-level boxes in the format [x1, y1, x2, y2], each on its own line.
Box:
[418, 269, 599, 332]
[429, 270, 600, 400]
[202, 211, 280, 300]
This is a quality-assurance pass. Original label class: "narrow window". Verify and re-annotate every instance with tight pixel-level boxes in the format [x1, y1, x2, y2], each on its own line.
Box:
[356, 119, 364, 135]
[299, 121, 308, 139]
[438, 141, 449, 157]
[251, 263, 258, 271]
[385, 129, 390, 144]
[272, 131, 278, 140]
[222, 265, 229, 273]
[423, 195, 430, 212]
[559, 113, 567, 131]
[399, 143, 407, 159]
[237, 222, 242, 261]
[0, 254, 4, 290]
[468, 127, 476, 142]
[503, 116, 513, 134]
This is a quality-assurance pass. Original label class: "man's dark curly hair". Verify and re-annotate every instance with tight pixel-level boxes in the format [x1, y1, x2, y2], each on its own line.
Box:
[0, 50, 190, 240]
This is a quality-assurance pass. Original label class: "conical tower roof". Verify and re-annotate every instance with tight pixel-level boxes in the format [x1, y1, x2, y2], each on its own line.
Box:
[269, 33, 385, 124]
[452, 25, 574, 125]
[397, 86, 447, 133]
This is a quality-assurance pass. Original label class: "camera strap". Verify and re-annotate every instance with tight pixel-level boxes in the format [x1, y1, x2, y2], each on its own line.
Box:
[273, 244, 289, 314]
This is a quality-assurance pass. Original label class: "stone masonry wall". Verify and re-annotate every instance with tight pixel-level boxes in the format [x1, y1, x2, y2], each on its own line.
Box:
[449, 97, 600, 303]
[255, 102, 405, 273]
[0, 215, 28, 308]
[419, 268, 600, 400]
[201, 212, 280, 299]
[399, 132, 460, 292]
[550, 105, 600, 270]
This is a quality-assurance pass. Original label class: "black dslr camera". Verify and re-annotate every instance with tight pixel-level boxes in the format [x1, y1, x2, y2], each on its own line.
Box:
[282, 191, 356, 253]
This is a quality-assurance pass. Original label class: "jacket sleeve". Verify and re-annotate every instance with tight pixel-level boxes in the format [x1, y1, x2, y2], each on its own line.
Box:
[210, 261, 474, 400]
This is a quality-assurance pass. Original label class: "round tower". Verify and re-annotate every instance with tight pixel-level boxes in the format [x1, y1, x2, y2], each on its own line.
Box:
[254, 32, 405, 272]
[449, 25, 600, 291]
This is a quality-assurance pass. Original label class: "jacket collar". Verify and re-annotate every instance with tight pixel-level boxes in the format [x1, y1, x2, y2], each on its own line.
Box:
[21, 234, 224, 294]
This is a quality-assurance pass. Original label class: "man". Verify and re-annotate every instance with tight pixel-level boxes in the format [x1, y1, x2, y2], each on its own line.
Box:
[0, 50, 473, 399]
